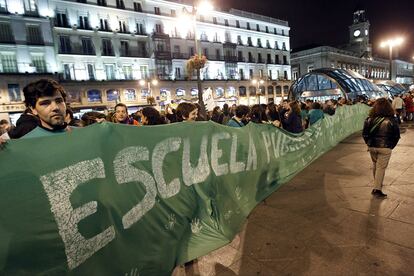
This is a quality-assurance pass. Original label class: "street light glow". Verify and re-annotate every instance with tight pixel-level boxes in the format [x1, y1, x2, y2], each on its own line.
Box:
[251, 79, 258, 85]
[380, 37, 404, 48]
[197, 1, 214, 12]
[139, 80, 146, 86]
[151, 79, 158, 86]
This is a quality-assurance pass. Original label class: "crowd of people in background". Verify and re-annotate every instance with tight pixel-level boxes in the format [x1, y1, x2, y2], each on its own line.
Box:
[0, 78, 413, 143]
[0, 78, 410, 201]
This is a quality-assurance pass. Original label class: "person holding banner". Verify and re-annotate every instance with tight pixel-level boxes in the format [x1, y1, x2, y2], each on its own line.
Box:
[227, 105, 250, 127]
[21, 79, 73, 138]
[176, 102, 198, 122]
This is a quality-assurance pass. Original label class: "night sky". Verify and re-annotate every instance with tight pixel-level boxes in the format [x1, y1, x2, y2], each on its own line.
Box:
[217, 0, 414, 60]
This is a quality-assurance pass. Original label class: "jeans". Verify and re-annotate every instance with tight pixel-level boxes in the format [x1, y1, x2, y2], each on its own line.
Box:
[369, 147, 392, 190]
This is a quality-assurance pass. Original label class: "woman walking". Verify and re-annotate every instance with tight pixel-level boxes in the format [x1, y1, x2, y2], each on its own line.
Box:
[362, 98, 400, 198]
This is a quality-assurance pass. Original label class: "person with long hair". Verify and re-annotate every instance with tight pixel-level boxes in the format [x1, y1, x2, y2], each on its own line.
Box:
[176, 102, 198, 122]
[362, 98, 400, 198]
[283, 101, 303, 133]
[249, 104, 267, 124]
[141, 106, 166, 125]
[210, 106, 224, 124]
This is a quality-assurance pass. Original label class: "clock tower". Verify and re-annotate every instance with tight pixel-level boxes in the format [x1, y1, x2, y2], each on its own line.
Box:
[348, 9, 371, 58]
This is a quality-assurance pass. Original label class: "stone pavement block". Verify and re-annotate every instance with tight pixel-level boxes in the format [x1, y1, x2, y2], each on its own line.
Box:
[370, 218, 414, 249]
[263, 188, 345, 213]
[221, 256, 280, 276]
[342, 198, 401, 218]
[279, 246, 363, 276]
[352, 238, 414, 276]
[238, 223, 307, 261]
[388, 202, 414, 224]
[386, 184, 414, 204]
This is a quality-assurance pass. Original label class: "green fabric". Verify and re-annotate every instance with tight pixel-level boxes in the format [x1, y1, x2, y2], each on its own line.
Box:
[0, 104, 369, 275]
[22, 126, 74, 139]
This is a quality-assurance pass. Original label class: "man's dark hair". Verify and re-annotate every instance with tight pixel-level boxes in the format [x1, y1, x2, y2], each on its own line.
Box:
[176, 102, 197, 121]
[0, 119, 8, 125]
[115, 103, 128, 112]
[23, 79, 66, 108]
[81, 111, 106, 126]
[142, 106, 165, 125]
[311, 102, 322, 110]
[235, 105, 250, 118]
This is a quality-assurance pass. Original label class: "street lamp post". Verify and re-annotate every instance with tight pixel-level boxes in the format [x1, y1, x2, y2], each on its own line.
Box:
[139, 79, 158, 104]
[252, 78, 265, 104]
[181, 1, 213, 119]
[380, 37, 404, 81]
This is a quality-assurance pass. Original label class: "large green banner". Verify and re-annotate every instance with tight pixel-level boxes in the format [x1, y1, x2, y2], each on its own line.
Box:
[0, 104, 369, 275]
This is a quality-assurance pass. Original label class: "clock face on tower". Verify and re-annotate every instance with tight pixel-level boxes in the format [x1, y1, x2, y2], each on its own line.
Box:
[353, 29, 361, 37]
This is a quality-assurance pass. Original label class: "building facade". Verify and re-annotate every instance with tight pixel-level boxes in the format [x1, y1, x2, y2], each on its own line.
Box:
[291, 46, 389, 81]
[0, 0, 292, 121]
[392, 59, 414, 85]
[291, 9, 414, 85]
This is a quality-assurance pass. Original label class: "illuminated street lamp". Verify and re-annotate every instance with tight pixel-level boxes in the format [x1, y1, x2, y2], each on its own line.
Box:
[380, 37, 404, 80]
[251, 79, 265, 104]
[180, 1, 213, 118]
[139, 79, 158, 104]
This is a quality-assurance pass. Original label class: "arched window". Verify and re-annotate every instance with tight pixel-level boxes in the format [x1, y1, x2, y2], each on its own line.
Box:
[239, 86, 247, 97]
[249, 86, 256, 96]
[227, 86, 236, 97]
[191, 88, 198, 97]
[87, 89, 102, 102]
[275, 86, 282, 95]
[215, 87, 224, 97]
[106, 89, 119, 101]
[283, 85, 289, 94]
[141, 88, 150, 99]
[67, 90, 81, 103]
[259, 85, 266, 94]
[267, 85, 274, 95]
[124, 89, 136, 101]
[176, 88, 185, 97]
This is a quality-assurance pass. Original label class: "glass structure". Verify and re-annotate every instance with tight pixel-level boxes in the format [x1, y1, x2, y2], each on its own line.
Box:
[289, 68, 387, 101]
[375, 81, 407, 98]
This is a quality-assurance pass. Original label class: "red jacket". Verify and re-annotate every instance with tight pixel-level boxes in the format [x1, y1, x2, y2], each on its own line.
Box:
[404, 96, 414, 113]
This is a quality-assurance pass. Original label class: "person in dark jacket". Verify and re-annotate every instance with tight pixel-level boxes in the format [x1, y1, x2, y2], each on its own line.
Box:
[8, 108, 40, 139]
[362, 98, 400, 198]
[283, 101, 303, 133]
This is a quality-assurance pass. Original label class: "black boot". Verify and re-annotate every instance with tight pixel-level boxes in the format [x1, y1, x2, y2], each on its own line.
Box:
[372, 189, 387, 198]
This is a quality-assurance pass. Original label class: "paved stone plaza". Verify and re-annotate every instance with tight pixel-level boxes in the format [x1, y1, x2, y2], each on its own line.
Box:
[175, 123, 414, 275]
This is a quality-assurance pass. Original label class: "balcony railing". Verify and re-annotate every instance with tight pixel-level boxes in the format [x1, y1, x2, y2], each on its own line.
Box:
[206, 55, 224, 61]
[154, 50, 171, 59]
[102, 50, 115, 56]
[172, 52, 190, 59]
[27, 39, 44, 46]
[59, 47, 96, 55]
[224, 56, 238, 62]
[0, 38, 15, 44]
[120, 50, 149, 58]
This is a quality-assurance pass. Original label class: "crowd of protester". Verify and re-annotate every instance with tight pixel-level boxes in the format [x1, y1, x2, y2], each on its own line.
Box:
[0, 78, 411, 202]
[0, 78, 413, 143]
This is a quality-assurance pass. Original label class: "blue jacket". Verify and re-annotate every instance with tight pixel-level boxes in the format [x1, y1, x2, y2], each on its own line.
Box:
[227, 117, 244, 127]
[308, 109, 324, 125]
